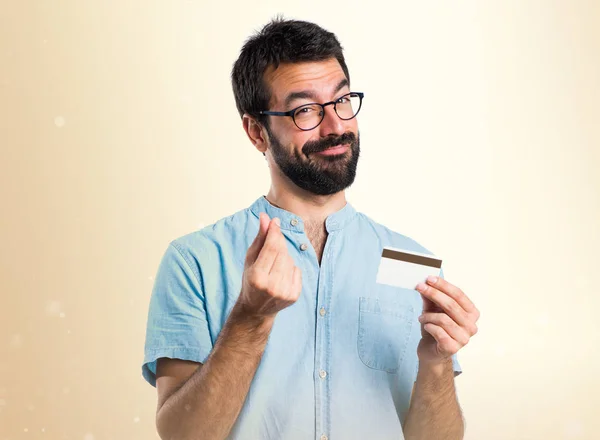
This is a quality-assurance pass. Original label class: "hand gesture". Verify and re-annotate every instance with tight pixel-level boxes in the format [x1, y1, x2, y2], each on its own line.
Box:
[238, 213, 302, 317]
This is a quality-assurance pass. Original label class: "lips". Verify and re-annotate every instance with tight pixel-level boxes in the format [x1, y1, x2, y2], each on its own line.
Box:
[302, 132, 357, 157]
[315, 144, 349, 156]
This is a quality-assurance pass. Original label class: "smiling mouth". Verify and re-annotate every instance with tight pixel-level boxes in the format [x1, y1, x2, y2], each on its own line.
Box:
[314, 144, 349, 156]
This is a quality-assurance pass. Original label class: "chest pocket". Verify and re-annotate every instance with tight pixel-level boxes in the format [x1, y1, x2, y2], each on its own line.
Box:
[357, 297, 414, 373]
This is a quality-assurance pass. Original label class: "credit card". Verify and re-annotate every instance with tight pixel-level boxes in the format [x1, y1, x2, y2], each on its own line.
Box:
[375, 247, 442, 290]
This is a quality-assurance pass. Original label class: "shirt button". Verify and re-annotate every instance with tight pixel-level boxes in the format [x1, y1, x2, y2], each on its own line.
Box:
[300, 243, 308, 251]
[320, 435, 328, 440]
[319, 370, 327, 379]
[290, 218, 298, 226]
[319, 307, 326, 317]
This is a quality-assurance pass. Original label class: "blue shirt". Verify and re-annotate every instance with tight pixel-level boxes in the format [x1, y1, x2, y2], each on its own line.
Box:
[143, 195, 461, 440]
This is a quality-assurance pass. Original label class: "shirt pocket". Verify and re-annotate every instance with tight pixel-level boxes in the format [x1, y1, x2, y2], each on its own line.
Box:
[357, 296, 414, 373]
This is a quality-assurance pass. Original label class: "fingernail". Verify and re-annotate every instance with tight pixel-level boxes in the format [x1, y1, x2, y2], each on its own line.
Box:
[274, 218, 280, 226]
[418, 315, 424, 322]
[427, 276, 437, 284]
[416, 283, 427, 292]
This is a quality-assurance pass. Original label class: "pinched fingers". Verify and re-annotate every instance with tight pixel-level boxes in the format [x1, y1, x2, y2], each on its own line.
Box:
[269, 253, 295, 295]
[246, 217, 301, 302]
[289, 266, 302, 301]
[253, 218, 288, 273]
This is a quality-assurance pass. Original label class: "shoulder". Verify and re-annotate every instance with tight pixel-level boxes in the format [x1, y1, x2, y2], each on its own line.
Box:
[171, 205, 256, 250]
[353, 210, 438, 257]
[162, 205, 258, 277]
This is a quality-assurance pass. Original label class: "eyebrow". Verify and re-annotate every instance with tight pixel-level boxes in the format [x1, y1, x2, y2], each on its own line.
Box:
[284, 78, 349, 108]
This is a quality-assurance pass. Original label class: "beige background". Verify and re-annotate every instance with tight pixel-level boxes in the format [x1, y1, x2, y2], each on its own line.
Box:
[1, 1, 599, 439]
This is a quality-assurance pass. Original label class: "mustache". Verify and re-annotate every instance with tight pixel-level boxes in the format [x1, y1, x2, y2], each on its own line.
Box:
[302, 132, 357, 155]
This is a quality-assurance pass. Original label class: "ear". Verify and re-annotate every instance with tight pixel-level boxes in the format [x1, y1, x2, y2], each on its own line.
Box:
[242, 114, 268, 154]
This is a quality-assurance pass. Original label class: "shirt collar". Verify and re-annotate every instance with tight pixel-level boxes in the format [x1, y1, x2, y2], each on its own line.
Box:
[249, 195, 357, 233]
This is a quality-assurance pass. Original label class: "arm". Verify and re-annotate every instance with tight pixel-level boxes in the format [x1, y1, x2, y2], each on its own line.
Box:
[403, 274, 480, 440]
[155, 302, 274, 440]
[403, 359, 464, 440]
[154, 213, 301, 440]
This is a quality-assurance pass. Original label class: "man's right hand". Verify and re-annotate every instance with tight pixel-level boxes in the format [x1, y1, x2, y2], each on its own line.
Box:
[156, 212, 302, 440]
[237, 213, 302, 317]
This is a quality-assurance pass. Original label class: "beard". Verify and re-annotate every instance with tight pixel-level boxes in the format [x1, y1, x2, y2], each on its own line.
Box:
[266, 127, 360, 196]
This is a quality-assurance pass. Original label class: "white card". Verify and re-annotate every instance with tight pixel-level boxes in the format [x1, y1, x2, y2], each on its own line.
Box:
[375, 247, 442, 290]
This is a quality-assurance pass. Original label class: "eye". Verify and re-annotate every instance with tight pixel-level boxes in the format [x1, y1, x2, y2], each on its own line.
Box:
[336, 96, 350, 104]
[294, 104, 320, 117]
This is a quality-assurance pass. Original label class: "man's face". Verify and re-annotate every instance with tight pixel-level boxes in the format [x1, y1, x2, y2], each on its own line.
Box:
[263, 58, 360, 196]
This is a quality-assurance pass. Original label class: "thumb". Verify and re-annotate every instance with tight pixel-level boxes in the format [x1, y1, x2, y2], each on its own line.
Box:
[246, 212, 270, 263]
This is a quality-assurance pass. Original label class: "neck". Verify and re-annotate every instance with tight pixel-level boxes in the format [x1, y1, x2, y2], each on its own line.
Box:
[265, 183, 347, 226]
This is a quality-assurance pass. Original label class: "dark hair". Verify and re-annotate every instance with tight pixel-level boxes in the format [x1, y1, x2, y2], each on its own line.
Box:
[231, 17, 350, 126]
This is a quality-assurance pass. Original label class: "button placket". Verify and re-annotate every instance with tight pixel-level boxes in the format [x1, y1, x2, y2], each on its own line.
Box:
[314, 233, 335, 440]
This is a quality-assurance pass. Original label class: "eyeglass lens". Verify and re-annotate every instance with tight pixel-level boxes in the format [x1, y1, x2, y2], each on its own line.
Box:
[293, 93, 362, 130]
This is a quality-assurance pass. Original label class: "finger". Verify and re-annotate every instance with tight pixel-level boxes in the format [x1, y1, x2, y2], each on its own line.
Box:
[426, 276, 479, 316]
[289, 266, 302, 300]
[271, 255, 294, 299]
[260, 217, 285, 252]
[269, 252, 291, 282]
[422, 323, 461, 356]
[246, 213, 271, 263]
[417, 283, 470, 328]
[419, 312, 471, 346]
[253, 218, 283, 273]
[421, 295, 443, 315]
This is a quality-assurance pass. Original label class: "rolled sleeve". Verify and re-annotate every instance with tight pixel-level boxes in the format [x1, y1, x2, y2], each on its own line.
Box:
[451, 353, 462, 376]
[142, 241, 213, 387]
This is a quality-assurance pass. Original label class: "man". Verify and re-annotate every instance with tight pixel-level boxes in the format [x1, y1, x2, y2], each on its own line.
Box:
[142, 17, 479, 440]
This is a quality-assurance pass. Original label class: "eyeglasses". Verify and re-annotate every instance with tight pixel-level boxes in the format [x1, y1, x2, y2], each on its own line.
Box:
[259, 92, 364, 131]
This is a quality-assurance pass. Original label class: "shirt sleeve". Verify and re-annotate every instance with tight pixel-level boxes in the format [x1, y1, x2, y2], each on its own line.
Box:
[142, 241, 213, 387]
[451, 353, 462, 376]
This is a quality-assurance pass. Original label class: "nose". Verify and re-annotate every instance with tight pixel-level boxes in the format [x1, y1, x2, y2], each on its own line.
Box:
[317, 103, 345, 138]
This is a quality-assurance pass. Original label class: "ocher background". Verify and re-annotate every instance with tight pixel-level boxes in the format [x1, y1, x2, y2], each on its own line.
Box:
[1, 1, 599, 439]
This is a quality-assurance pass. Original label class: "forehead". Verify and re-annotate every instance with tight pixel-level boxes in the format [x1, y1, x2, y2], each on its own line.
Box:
[264, 58, 348, 104]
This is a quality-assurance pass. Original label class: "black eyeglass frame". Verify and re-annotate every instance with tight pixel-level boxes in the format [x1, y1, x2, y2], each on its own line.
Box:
[258, 92, 364, 131]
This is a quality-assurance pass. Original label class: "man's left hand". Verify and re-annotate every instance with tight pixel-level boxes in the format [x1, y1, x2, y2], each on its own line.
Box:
[415, 276, 480, 365]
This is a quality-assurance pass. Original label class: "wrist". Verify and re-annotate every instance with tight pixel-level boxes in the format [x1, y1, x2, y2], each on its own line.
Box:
[230, 301, 276, 332]
[417, 357, 453, 377]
